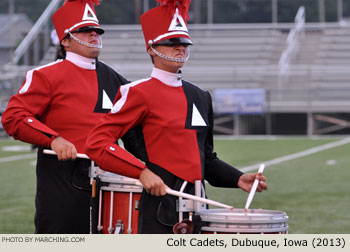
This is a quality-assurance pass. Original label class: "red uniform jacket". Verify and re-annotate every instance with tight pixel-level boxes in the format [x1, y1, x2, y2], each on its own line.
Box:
[1, 52, 132, 234]
[86, 68, 243, 186]
[2, 52, 128, 153]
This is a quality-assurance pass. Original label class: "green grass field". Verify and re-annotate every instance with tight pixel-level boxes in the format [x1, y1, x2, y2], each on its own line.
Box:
[0, 137, 349, 234]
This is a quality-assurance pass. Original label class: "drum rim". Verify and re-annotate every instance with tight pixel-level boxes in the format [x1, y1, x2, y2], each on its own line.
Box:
[100, 186, 143, 193]
[199, 216, 288, 224]
[201, 225, 289, 234]
[99, 173, 140, 184]
[197, 208, 286, 214]
[98, 173, 143, 192]
[197, 208, 289, 224]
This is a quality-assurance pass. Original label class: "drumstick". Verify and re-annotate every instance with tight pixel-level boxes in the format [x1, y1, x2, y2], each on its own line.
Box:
[166, 188, 233, 210]
[43, 149, 90, 159]
[131, 181, 233, 210]
[43, 149, 232, 209]
[244, 163, 265, 210]
[91, 179, 96, 198]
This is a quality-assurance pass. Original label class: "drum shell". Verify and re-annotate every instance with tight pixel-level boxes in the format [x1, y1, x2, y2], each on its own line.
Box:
[197, 208, 288, 234]
[98, 173, 142, 234]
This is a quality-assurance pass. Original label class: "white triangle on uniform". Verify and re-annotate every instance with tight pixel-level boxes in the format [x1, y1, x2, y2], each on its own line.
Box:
[168, 8, 188, 32]
[82, 3, 99, 22]
[102, 90, 113, 109]
[192, 104, 207, 126]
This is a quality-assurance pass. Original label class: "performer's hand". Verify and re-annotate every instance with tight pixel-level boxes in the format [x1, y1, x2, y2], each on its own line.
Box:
[238, 173, 268, 193]
[50, 136, 77, 161]
[139, 168, 168, 196]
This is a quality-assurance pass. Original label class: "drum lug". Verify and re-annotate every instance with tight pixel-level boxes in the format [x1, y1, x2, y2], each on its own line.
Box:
[107, 226, 114, 234]
[97, 226, 103, 233]
[114, 220, 124, 234]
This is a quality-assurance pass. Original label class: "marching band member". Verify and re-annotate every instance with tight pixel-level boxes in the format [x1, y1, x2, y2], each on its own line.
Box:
[85, 0, 267, 233]
[1, 0, 137, 234]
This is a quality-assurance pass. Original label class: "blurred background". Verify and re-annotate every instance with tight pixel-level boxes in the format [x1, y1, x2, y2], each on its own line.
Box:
[2, 0, 350, 136]
[0, 0, 349, 234]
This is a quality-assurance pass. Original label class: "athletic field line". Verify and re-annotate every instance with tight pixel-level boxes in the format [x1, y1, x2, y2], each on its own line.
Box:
[1, 137, 349, 169]
[240, 137, 350, 173]
[0, 153, 36, 163]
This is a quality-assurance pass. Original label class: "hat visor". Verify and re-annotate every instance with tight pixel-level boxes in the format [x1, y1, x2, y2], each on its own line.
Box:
[156, 37, 193, 46]
[72, 25, 104, 35]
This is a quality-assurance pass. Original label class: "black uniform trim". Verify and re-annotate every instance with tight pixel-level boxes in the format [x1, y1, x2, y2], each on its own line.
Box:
[94, 61, 129, 113]
[182, 80, 243, 188]
[182, 80, 211, 179]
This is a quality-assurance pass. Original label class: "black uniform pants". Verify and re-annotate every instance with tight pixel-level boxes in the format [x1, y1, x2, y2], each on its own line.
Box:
[34, 147, 91, 234]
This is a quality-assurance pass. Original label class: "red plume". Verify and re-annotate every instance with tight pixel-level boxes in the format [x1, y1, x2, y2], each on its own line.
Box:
[155, 0, 191, 20]
[64, 0, 101, 6]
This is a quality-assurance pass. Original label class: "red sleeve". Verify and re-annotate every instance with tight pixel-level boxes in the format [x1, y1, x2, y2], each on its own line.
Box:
[85, 84, 148, 179]
[1, 69, 59, 148]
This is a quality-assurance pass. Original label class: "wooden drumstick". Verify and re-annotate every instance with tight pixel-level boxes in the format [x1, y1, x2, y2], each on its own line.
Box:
[245, 163, 265, 210]
[43, 149, 90, 159]
[132, 181, 233, 209]
[91, 179, 96, 198]
[166, 188, 233, 210]
[43, 149, 233, 209]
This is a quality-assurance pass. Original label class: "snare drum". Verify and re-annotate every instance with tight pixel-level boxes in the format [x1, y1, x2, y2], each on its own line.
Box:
[197, 208, 288, 234]
[97, 172, 143, 234]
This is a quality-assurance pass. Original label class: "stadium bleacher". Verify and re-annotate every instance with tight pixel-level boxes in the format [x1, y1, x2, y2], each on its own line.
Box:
[98, 25, 285, 79]
[5, 21, 350, 135]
